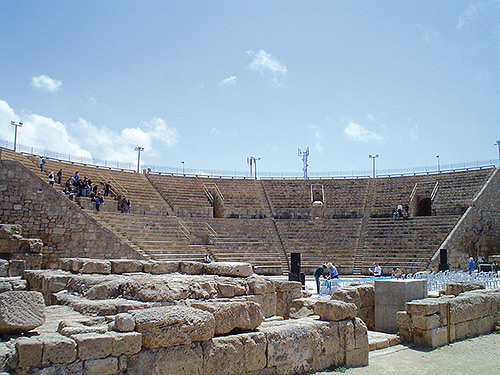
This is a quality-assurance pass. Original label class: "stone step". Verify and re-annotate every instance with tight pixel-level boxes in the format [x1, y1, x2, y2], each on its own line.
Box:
[368, 331, 404, 351]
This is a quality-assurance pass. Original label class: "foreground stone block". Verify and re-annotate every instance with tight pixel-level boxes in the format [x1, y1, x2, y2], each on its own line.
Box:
[72, 332, 113, 360]
[191, 300, 263, 335]
[128, 343, 203, 375]
[80, 259, 111, 274]
[202, 332, 267, 374]
[445, 281, 485, 296]
[314, 300, 357, 321]
[142, 260, 179, 274]
[289, 297, 318, 319]
[84, 356, 118, 375]
[132, 305, 215, 349]
[109, 331, 142, 356]
[40, 333, 78, 365]
[110, 259, 145, 274]
[0, 290, 46, 333]
[114, 312, 136, 332]
[205, 262, 253, 277]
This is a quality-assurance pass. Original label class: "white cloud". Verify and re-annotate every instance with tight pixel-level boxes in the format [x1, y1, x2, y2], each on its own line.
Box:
[311, 125, 323, 153]
[218, 76, 237, 86]
[31, 75, 62, 93]
[247, 50, 288, 87]
[456, 1, 498, 29]
[0, 99, 179, 165]
[344, 121, 382, 142]
[210, 128, 221, 135]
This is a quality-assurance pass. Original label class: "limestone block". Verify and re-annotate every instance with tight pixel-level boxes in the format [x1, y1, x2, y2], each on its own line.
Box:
[114, 312, 136, 332]
[396, 311, 412, 330]
[358, 306, 375, 331]
[0, 224, 22, 239]
[8, 259, 25, 277]
[80, 259, 111, 274]
[59, 325, 109, 337]
[331, 286, 360, 306]
[356, 284, 375, 307]
[60, 258, 73, 272]
[84, 356, 118, 375]
[202, 332, 267, 374]
[0, 282, 12, 293]
[314, 300, 357, 322]
[339, 320, 355, 351]
[412, 313, 444, 330]
[259, 319, 322, 373]
[274, 279, 302, 293]
[246, 275, 276, 295]
[353, 317, 369, 350]
[40, 332, 77, 365]
[15, 336, 42, 368]
[405, 298, 441, 316]
[240, 293, 277, 318]
[413, 327, 448, 348]
[191, 300, 263, 335]
[453, 315, 496, 342]
[110, 331, 142, 356]
[118, 354, 127, 372]
[132, 305, 215, 349]
[0, 291, 46, 333]
[72, 332, 113, 360]
[205, 261, 253, 277]
[275, 281, 303, 318]
[449, 293, 490, 324]
[289, 297, 318, 319]
[0, 259, 8, 277]
[110, 259, 144, 274]
[445, 281, 485, 296]
[127, 343, 203, 375]
[216, 276, 248, 298]
[345, 347, 369, 368]
[0, 342, 11, 371]
[179, 261, 206, 275]
[142, 260, 179, 274]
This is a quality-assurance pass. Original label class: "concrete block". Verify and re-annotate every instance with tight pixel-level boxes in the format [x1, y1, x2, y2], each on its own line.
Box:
[375, 279, 427, 333]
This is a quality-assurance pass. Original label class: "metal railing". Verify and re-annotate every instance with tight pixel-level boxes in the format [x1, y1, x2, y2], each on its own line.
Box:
[1, 138, 498, 179]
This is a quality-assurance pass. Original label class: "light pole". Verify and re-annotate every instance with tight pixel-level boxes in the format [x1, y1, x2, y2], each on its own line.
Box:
[247, 156, 261, 179]
[436, 155, 440, 172]
[495, 140, 500, 164]
[369, 154, 379, 178]
[10, 121, 23, 152]
[181, 161, 185, 175]
[135, 146, 144, 173]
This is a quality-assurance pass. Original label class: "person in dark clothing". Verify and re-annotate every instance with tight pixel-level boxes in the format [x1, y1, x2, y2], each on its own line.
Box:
[314, 264, 327, 294]
[104, 182, 110, 197]
[57, 169, 63, 185]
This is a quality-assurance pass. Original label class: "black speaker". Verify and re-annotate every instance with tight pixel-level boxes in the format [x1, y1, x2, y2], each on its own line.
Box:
[438, 248, 449, 271]
[291, 252, 301, 274]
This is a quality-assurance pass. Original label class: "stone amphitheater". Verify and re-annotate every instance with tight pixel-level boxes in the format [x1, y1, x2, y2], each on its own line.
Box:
[0, 147, 499, 374]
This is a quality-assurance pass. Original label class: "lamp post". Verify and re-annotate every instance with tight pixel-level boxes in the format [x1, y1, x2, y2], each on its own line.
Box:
[436, 155, 440, 172]
[369, 154, 379, 178]
[495, 140, 500, 164]
[181, 161, 185, 175]
[135, 146, 144, 173]
[247, 156, 261, 179]
[10, 121, 23, 152]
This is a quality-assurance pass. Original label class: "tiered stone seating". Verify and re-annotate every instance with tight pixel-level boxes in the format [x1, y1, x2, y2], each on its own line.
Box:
[89, 212, 206, 261]
[370, 169, 494, 217]
[359, 216, 461, 274]
[275, 219, 363, 273]
[185, 218, 285, 270]
[261, 178, 369, 219]
[147, 174, 212, 217]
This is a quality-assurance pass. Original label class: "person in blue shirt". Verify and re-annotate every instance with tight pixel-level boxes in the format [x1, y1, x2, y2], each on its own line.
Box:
[468, 257, 475, 276]
[327, 263, 339, 279]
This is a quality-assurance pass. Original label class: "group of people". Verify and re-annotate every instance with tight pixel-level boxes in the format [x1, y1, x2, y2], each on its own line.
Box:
[57, 170, 109, 212]
[119, 196, 131, 214]
[314, 262, 339, 294]
[393, 204, 409, 220]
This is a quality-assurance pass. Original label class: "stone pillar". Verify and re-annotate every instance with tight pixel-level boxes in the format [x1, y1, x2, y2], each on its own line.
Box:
[374, 279, 427, 333]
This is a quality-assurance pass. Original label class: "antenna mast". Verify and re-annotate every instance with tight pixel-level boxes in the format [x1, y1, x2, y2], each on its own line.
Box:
[298, 147, 309, 179]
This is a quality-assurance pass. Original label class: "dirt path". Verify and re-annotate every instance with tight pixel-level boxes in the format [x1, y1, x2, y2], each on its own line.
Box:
[315, 333, 500, 375]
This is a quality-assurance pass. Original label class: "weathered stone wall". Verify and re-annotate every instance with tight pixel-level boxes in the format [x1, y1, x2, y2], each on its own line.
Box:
[432, 166, 500, 270]
[0, 160, 147, 268]
[397, 288, 500, 348]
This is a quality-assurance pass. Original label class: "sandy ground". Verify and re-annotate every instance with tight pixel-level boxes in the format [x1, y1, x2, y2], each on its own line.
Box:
[314, 333, 500, 375]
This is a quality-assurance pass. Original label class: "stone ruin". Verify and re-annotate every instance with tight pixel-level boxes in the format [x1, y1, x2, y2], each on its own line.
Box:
[0, 257, 369, 374]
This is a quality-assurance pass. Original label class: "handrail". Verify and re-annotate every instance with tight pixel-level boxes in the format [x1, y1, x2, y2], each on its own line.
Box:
[96, 171, 129, 198]
[205, 222, 217, 242]
[177, 219, 191, 241]
[409, 183, 418, 202]
[203, 182, 225, 202]
[431, 181, 439, 201]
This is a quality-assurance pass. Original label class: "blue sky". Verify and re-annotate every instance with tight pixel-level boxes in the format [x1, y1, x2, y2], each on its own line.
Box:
[1, 1, 499, 176]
